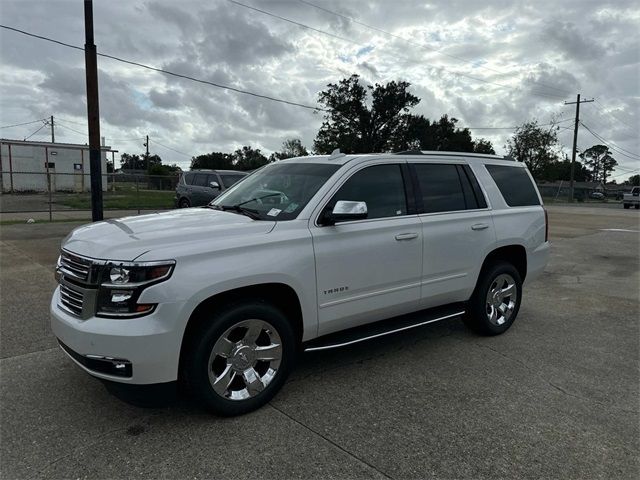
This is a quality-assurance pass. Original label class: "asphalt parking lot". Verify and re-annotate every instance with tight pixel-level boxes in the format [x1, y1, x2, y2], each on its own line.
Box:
[1, 205, 638, 479]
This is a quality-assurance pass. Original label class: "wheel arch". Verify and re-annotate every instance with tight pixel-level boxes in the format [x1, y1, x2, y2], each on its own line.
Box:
[479, 244, 527, 282]
[178, 282, 304, 377]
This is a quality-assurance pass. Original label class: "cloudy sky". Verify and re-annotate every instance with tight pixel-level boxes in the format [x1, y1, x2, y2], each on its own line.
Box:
[0, 0, 638, 178]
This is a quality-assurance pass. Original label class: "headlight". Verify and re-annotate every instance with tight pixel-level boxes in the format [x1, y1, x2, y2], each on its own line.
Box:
[97, 260, 175, 318]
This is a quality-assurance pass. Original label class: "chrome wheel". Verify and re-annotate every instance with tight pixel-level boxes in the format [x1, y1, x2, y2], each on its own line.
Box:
[485, 273, 517, 326]
[207, 319, 282, 401]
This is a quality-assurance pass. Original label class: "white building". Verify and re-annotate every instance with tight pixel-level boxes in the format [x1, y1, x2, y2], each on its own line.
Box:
[0, 139, 113, 193]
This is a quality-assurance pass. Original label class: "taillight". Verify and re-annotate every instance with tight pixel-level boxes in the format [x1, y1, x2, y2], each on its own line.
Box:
[544, 208, 549, 242]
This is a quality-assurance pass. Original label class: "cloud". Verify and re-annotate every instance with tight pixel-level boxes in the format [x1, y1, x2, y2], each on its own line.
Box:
[0, 0, 637, 173]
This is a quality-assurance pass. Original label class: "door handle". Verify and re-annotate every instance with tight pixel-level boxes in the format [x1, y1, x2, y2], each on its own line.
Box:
[395, 233, 418, 241]
[471, 223, 489, 231]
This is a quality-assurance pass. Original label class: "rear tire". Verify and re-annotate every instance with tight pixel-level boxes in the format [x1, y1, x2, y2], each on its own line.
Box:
[635, 204, 639, 209]
[463, 262, 522, 336]
[623, 203, 630, 209]
[182, 301, 296, 416]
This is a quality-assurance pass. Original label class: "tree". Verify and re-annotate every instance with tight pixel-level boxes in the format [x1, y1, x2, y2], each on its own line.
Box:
[580, 145, 617, 183]
[540, 157, 589, 182]
[232, 146, 271, 171]
[473, 138, 496, 154]
[120, 153, 144, 170]
[120, 152, 162, 170]
[270, 138, 309, 161]
[191, 152, 234, 170]
[627, 174, 640, 186]
[506, 121, 560, 179]
[314, 74, 420, 153]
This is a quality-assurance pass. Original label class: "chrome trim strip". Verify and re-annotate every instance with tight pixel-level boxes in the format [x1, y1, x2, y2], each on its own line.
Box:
[420, 272, 467, 286]
[319, 281, 422, 308]
[304, 311, 465, 352]
[57, 345, 132, 381]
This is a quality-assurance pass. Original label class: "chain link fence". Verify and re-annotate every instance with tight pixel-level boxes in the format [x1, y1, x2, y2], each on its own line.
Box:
[0, 170, 179, 221]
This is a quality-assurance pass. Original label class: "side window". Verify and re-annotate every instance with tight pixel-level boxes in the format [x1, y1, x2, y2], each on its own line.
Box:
[184, 172, 195, 185]
[193, 174, 209, 187]
[462, 165, 487, 208]
[485, 164, 540, 206]
[414, 164, 466, 213]
[207, 174, 220, 186]
[219, 174, 245, 188]
[330, 164, 407, 220]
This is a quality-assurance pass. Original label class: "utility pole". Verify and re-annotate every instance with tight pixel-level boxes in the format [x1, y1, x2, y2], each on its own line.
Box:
[144, 135, 149, 171]
[50, 115, 55, 143]
[84, 0, 103, 221]
[565, 94, 594, 202]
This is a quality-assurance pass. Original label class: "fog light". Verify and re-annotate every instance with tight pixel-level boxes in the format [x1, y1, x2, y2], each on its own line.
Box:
[111, 290, 133, 303]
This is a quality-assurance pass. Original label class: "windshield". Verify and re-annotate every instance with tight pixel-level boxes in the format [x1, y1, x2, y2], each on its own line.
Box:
[211, 162, 341, 220]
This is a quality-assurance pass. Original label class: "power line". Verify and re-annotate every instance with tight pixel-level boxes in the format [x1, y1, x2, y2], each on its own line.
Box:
[466, 118, 573, 130]
[227, 0, 565, 100]
[150, 138, 192, 157]
[580, 121, 640, 161]
[0, 24, 327, 112]
[23, 122, 48, 140]
[54, 121, 88, 137]
[296, 0, 573, 96]
[0, 118, 48, 129]
[610, 168, 639, 179]
[594, 99, 636, 132]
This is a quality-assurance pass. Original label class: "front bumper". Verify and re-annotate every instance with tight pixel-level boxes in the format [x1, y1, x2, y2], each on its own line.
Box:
[51, 286, 185, 384]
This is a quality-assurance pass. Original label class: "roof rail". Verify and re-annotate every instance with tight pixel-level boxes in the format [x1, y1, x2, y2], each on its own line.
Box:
[394, 150, 424, 155]
[393, 150, 513, 161]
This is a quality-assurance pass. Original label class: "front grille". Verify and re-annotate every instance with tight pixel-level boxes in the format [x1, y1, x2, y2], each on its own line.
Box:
[59, 250, 92, 282]
[59, 283, 84, 316]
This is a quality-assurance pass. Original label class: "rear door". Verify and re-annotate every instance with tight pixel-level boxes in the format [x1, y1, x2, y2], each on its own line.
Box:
[411, 162, 496, 307]
[310, 162, 423, 335]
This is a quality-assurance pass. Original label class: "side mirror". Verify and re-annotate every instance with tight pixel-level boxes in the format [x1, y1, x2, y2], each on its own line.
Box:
[209, 181, 220, 190]
[321, 200, 368, 225]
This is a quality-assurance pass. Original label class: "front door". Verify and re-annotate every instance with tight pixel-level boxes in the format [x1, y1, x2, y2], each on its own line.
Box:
[310, 163, 422, 336]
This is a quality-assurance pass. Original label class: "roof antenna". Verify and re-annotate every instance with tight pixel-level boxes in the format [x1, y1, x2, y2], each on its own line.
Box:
[328, 148, 345, 160]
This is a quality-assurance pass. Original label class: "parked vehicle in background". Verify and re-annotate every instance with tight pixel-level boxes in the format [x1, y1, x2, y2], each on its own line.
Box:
[623, 187, 640, 209]
[175, 169, 248, 207]
[51, 151, 549, 416]
[589, 191, 605, 200]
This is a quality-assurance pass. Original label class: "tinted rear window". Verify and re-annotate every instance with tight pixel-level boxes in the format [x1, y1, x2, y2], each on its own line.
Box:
[183, 172, 195, 185]
[414, 164, 466, 213]
[486, 164, 540, 206]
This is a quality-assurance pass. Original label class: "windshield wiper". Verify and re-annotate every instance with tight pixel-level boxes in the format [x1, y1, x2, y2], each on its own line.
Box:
[209, 193, 283, 220]
[208, 203, 261, 220]
[235, 193, 282, 207]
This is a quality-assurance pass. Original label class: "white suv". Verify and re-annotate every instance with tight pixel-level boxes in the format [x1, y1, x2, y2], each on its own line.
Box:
[51, 151, 549, 415]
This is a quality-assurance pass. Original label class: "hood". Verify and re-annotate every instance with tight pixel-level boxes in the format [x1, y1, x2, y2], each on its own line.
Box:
[63, 208, 276, 261]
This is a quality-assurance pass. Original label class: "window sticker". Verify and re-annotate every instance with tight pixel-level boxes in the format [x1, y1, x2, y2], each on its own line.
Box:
[267, 208, 282, 217]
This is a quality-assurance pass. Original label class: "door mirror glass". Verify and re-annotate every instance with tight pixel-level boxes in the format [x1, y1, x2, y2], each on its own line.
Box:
[323, 200, 368, 225]
[209, 181, 220, 190]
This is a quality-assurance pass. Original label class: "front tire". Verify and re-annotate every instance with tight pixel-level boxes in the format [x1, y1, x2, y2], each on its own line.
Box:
[183, 301, 296, 416]
[179, 197, 191, 208]
[623, 203, 630, 209]
[464, 262, 522, 336]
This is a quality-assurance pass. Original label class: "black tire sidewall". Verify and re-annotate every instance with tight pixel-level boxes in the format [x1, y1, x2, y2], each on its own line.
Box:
[179, 198, 190, 208]
[184, 301, 296, 416]
[467, 262, 523, 335]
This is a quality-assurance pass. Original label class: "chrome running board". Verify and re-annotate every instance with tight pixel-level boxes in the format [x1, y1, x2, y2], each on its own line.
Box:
[303, 304, 465, 352]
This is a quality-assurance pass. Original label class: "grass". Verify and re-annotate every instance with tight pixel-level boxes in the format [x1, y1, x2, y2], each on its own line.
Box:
[57, 184, 175, 210]
[0, 218, 90, 226]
